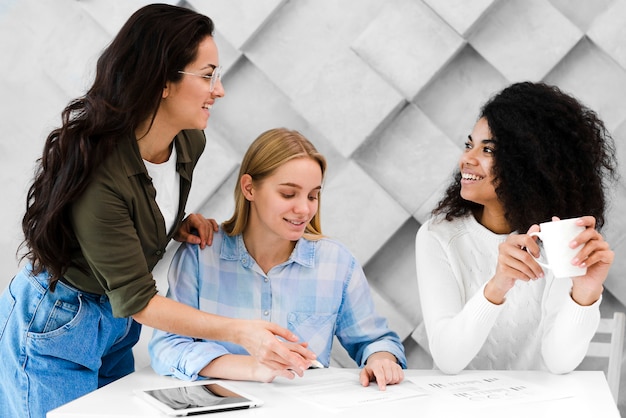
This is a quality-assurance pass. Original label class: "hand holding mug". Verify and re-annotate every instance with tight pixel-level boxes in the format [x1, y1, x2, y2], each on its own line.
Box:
[485, 216, 611, 306]
[529, 216, 612, 306]
[484, 229, 546, 305]
[568, 216, 613, 305]
[526, 217, 586, 278]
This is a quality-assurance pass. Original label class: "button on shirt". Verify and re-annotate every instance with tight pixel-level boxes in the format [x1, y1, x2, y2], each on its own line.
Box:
[149, 229, 407, 381]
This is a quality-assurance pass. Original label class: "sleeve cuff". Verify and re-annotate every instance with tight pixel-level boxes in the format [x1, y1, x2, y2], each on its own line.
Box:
[565, 292, 602, 324]
[471, 281, 505, 323]
[361, 341, 408, 369]
[152, 341, 231, 381]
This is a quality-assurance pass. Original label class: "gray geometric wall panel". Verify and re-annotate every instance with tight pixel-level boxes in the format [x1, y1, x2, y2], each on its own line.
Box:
[1, 0, 626, 411]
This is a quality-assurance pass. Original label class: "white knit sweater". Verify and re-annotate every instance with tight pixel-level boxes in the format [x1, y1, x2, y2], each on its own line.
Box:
[415, 214, 600, 374]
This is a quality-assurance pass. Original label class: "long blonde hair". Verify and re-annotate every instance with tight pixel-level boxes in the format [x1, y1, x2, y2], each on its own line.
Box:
[222, 128, 327, 238]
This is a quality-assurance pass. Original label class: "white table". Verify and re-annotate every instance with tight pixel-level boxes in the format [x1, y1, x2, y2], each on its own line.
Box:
[48, 367, 619, 417]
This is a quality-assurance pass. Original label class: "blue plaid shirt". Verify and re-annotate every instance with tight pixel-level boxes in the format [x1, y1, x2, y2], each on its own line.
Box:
[149, 229, 406, 381]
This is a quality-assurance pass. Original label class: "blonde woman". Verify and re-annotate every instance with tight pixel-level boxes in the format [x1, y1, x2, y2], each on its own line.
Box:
[150, 128, 406, 390]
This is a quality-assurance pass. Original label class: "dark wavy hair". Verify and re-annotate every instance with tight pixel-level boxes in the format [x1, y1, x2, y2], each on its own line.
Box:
[433, 81, 618, 233]
[21, 4, 214, 289]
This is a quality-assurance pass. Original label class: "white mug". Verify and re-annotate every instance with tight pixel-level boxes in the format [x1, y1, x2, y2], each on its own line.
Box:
[527, 218, 587, 278]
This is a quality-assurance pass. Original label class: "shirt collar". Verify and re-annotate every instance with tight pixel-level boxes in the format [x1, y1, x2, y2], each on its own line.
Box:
[220, 233, 316, 269]
[118, 131, 194, 178]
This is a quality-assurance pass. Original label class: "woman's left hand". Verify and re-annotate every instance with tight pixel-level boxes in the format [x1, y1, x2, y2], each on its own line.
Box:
[174, 213, 218, 249]
[569, 216, 614, 306]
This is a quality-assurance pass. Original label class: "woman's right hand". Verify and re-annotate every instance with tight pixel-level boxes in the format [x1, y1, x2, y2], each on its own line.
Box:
[236, 320, 317, 374]
[251, 361, 299, 383]
[484, 225, 545, 304]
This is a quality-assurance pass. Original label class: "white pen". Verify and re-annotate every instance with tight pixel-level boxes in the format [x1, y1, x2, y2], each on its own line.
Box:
[310, 359, 325, 369]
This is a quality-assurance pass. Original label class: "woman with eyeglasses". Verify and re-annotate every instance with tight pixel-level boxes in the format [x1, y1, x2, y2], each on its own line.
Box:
[415, 82, 617, 375]
[0, 5, 315, 418]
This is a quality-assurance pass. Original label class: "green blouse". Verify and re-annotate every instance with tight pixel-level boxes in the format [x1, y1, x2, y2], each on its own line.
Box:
[65, 129, 206, 318]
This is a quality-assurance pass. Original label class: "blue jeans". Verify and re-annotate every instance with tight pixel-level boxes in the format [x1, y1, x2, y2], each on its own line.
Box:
[0, 266, 141, 418]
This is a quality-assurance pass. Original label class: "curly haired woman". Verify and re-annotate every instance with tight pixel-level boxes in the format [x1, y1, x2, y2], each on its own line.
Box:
[415, 81, 618, 374]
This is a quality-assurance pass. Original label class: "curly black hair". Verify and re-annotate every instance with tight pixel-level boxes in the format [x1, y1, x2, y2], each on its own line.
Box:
[433, 82, 618, 232]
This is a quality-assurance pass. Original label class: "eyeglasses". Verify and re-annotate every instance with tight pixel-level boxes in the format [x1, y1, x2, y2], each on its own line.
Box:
[177, 65, 223, 92]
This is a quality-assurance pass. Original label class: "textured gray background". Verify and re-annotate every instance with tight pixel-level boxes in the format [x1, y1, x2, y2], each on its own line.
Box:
[1, 0, 626, 413]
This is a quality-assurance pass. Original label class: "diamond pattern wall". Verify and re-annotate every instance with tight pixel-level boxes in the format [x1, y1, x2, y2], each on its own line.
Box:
[1, 0, 626, 411]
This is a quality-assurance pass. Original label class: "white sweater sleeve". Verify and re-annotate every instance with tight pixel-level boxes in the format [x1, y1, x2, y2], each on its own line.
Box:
[540, 276, 601, 374]
[416, 221, 503, 374]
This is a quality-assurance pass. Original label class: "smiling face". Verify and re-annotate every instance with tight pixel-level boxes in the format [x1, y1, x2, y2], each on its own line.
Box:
[459, 117, 502, 213]
[160, 36, 225, 131]
[244, 157, 323, 244]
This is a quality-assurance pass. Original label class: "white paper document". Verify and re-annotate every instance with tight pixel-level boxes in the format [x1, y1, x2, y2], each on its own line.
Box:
[408, 373, 573, 408]
[276, 370, 428, 411]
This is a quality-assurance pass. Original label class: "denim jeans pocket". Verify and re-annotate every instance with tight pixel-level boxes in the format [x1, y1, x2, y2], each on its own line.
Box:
[26, 292, 102, 371]
[27, 289, 81, 336]
[0, 280, 16, 341]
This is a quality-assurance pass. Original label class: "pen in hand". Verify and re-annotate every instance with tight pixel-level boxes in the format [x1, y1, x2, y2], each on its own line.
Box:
[309, 359, 325, 369]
